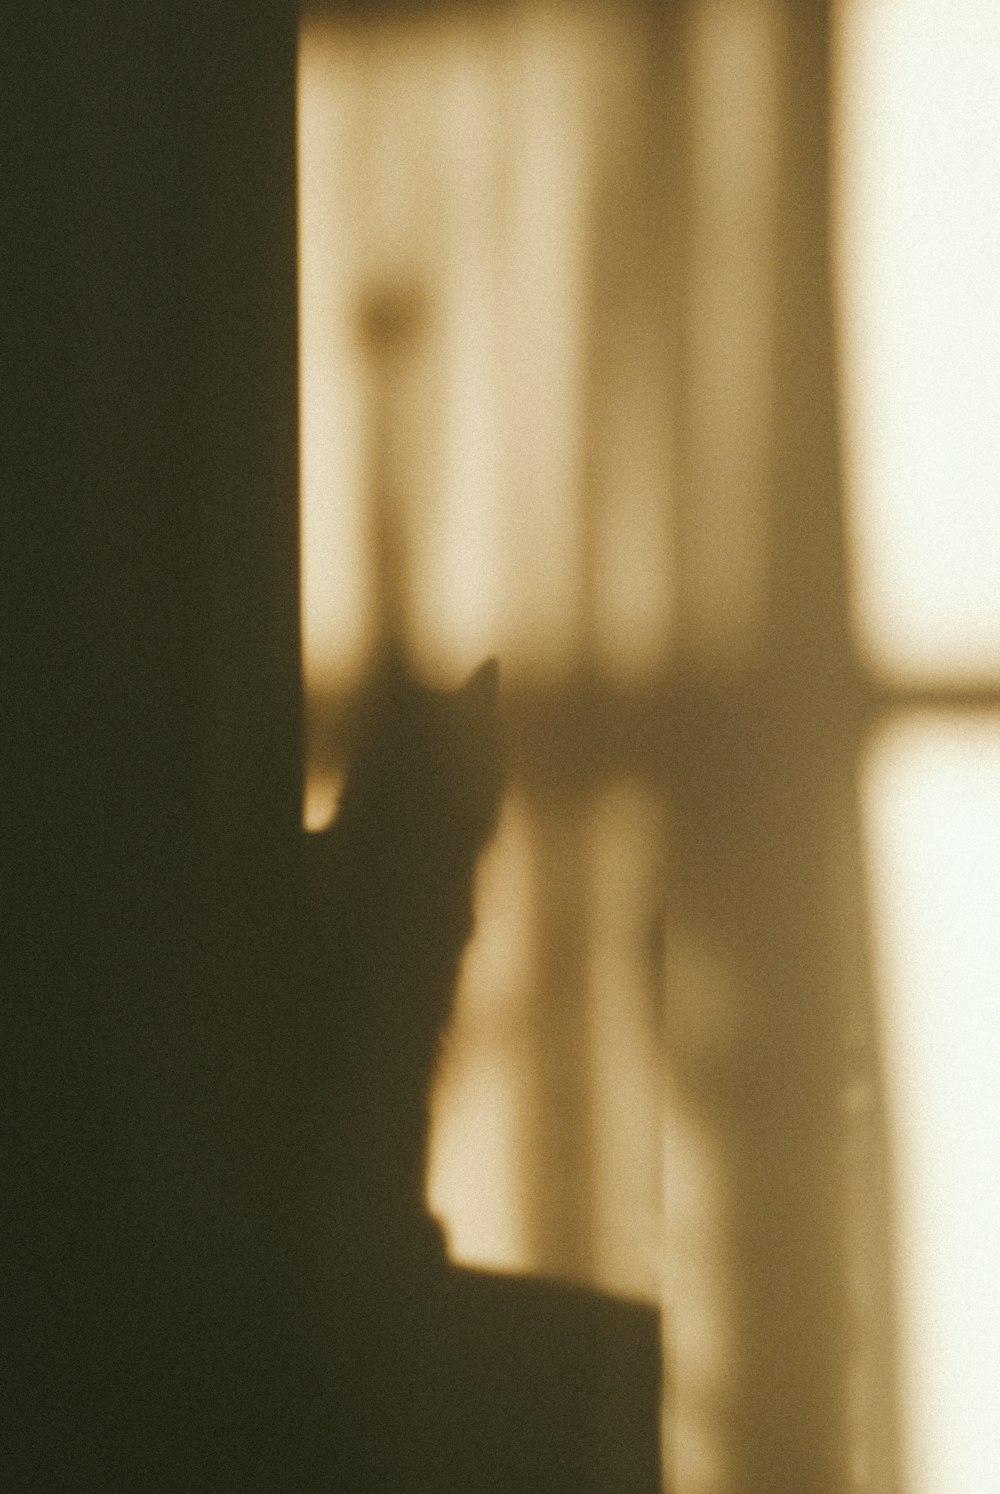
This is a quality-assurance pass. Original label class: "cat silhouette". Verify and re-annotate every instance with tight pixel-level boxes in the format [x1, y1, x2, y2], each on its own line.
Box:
[286, 653, 663, 1492]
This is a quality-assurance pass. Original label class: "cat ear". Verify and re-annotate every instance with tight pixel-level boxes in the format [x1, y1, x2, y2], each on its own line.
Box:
[462, 656, 500, 705]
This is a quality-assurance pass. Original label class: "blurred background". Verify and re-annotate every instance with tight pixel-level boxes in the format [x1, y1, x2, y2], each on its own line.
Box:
[297, 3, 1000, 1492]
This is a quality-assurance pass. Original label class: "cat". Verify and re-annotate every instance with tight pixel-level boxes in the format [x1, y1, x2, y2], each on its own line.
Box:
[286, 651, 662, 1493]
[300, 651, 502, 1255]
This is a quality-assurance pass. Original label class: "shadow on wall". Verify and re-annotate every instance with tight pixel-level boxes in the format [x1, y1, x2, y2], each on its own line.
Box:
[2, 1, 912, 1490]
[298, 3, 899, 1493]
[288, 652, 663, 1491]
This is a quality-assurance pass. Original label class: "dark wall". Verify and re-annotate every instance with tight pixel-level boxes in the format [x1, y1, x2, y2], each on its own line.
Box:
[4, 4, 302, 1483]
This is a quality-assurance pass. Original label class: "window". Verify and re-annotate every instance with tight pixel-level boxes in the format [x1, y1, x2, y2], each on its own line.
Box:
[837, 6, 1000, 1492]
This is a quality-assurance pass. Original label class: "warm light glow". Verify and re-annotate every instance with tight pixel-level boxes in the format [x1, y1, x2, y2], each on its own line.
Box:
[660, 933, 740, 1494]
[297, 7, 600, 697]
[587, 781, 664, 1301]
[680, 0, 781, 667]
[835, 1, 1000, 683]
[297, 4, 674, 705]
[863, 713, 1000, 1494]
[661, 1073, 734, 1494]
[301, 767, 344, 834]
[298, 25, 374, 697]
[588, 10, 675, 681]
[427, 792, 537, 1272]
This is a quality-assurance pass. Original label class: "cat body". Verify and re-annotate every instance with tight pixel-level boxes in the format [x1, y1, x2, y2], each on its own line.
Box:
[301, 654, 502, 1247]
[288, 654, 662, 1493]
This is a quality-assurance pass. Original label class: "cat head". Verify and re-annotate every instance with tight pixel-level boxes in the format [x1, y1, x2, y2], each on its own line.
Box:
[319, 653, 504, 1230]
[335, 652, 503, 862]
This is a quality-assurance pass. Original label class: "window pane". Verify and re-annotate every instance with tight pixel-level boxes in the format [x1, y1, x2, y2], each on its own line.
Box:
[862, 712, 1000, 1494]
[835, 3, 1000, 683]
